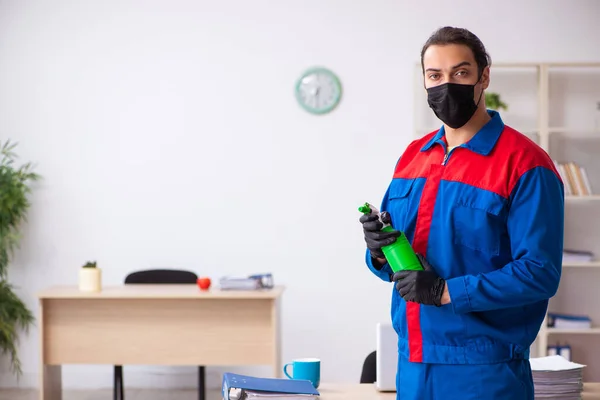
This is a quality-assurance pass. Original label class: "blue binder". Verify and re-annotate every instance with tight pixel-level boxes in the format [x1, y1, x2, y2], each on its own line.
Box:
[222, 372, 320, 399]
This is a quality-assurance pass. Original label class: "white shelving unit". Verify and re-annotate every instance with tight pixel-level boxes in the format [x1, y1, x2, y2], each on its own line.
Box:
[413, 62, 600, 380]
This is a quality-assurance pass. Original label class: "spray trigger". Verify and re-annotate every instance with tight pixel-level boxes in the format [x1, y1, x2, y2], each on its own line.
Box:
[381, 211, 392, 225]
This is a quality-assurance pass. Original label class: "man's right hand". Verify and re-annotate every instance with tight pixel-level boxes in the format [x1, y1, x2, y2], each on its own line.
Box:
[359, 212, 401, 263]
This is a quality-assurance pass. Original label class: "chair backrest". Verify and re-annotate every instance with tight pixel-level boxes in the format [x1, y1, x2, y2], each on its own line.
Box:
[124, 269, 198, 284]
[360, 350, 377, 383]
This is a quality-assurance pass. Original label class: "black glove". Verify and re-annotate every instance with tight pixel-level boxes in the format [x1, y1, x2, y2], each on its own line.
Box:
[392, 254, 445, 306]
[359, 211, 400, 261]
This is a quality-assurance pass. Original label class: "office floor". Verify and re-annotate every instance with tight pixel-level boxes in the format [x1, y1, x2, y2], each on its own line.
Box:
[0, 389, 221, 400]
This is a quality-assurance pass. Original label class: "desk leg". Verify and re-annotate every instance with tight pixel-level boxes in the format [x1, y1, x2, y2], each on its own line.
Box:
[273, 355, 282, 378]
[272, 298, 282, 378]
[40, 299, 62, 400]
[40, 365, 62, 400]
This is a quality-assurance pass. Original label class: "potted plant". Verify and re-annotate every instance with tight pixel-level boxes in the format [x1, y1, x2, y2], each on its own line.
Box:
[79, 261, 102, 292]
[485, 92, 508, 111]
[0, 140, 37, 377]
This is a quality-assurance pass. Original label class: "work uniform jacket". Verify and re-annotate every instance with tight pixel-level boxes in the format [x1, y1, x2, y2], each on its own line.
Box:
[367, 110, 564, 365]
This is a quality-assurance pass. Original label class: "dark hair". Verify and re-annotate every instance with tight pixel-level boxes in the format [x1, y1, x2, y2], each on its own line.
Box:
[420, 26, 491, 77]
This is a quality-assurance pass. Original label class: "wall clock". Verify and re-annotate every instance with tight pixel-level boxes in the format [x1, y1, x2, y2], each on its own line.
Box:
[295, 67, 342, 115]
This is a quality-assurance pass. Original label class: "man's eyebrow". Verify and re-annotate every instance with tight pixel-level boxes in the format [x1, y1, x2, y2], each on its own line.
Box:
[424, 61, 472, 73]
[451, 61, 471, 69]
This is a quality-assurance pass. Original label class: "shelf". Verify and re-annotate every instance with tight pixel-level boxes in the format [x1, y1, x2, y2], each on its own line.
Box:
[546, 328, 600, 334]
[414, 127, 538, 136]
[414, 62, 541, 69]
[563, 261, 600, 268]
[414, 62, 600, 70]
[547, 62, 600, 68]
[417, 126, 600, 136]
[565, 195, 600, 202]
[549, 127, 600, 136]
[520, 130, 539, 136]
[486, 63, 539, 68]
[415, 127, 439, 134]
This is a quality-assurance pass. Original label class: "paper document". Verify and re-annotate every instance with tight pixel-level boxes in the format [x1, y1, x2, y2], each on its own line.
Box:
[529, 355, 586, 371]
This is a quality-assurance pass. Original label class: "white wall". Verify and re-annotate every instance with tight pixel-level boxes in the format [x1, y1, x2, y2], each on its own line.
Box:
[0, 0, 599, 390]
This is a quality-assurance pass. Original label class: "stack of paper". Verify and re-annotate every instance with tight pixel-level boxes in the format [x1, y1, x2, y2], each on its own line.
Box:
[529, 355, 586, 399]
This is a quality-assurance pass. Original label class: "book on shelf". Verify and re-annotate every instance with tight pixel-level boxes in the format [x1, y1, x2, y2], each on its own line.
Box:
[222, 372, 320, 399]
[547, 312, 592, 330]
[553, 160, 593, 196]
[529, 355, 586, 400]
[562, 249, 594, 263]
[548, 343, 572, 361]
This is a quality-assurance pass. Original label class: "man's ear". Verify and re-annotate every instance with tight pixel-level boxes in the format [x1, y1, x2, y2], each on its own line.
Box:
[480, 66, 490, 90]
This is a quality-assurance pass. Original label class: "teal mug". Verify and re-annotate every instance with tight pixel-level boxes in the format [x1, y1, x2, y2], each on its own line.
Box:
[283, 358, 320, 388]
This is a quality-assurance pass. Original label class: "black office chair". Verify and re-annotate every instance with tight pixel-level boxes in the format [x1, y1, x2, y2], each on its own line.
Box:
[114, 269, 205, 400]
[360, 351, 377, 383]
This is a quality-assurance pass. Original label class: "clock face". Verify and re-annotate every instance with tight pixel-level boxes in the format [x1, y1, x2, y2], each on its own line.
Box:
[295, 67, 342, 115]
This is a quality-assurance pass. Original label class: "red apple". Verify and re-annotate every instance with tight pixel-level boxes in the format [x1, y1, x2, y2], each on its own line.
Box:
[197, 277, 211, 291]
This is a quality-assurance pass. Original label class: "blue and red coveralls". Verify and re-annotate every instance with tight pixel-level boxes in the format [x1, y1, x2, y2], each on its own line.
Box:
[366, 110, 564, 399]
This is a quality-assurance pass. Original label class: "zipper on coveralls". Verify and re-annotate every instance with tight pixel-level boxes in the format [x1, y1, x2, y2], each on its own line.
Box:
[442, 152, 449, 165]
[441, 144, 460, 166]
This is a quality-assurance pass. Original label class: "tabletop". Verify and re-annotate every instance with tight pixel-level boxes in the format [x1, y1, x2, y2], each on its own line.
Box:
[316, 383, 600, 399]
[37, 284, 285, 300]
[317, 384, 394, 399]
[584, 383, 600, 399]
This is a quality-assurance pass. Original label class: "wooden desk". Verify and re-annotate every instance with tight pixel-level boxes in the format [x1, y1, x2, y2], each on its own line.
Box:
[316, 383, 600, 399]
[37, 285, 284, 400]
[585, 383, 600, 399]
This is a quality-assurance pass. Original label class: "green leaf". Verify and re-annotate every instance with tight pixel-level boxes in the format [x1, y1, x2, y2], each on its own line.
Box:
[485, 92, 508, 111]
[0, 139, 37, 377]
[0, 281, 35, 377]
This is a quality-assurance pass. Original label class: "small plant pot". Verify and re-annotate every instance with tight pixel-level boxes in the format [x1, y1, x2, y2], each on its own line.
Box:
[79, 268, 102, 292]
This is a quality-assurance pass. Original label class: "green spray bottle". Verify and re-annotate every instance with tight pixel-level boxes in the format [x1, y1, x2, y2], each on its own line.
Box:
[359, 202, 423, 272]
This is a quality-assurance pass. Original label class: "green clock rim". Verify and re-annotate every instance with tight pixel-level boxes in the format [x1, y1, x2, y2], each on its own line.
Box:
[295, 66, 342, 115]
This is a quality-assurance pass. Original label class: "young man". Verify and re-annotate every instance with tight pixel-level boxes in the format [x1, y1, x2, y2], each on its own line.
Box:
[360, 27, 564, 400]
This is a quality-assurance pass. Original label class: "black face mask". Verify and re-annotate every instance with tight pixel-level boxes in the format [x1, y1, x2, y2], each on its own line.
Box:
[426, 81, 483, 129]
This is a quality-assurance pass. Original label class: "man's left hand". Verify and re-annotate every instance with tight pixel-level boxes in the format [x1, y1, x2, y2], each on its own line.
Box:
[392, 254, 447, 307]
